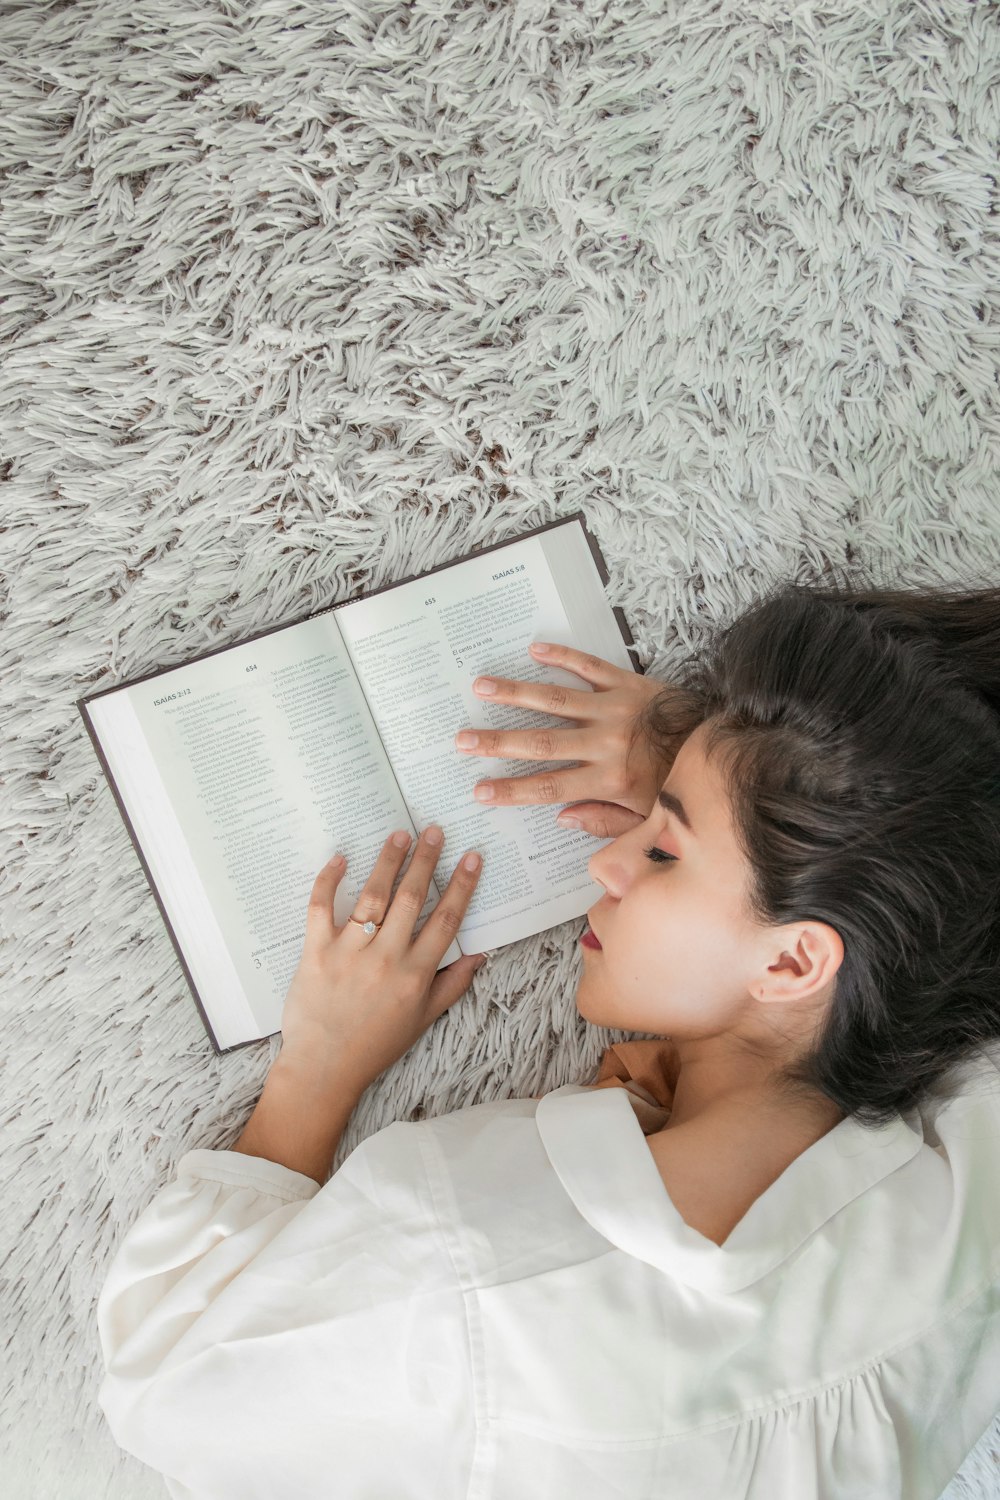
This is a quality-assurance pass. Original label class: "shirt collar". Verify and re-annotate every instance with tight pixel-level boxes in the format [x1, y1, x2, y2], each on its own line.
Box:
[535, 1083, 926, 1293]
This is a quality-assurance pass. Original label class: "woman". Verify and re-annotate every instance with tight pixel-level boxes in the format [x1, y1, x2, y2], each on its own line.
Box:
[97, 572, 1000, 1498]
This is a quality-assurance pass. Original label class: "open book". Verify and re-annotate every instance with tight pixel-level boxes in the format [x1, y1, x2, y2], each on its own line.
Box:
[78, 513, 644, 1052]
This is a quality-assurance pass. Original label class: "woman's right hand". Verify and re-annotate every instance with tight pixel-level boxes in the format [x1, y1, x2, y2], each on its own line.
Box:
[454, 642, 682, 841]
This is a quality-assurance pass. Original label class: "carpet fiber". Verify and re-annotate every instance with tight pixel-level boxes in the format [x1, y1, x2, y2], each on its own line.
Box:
[2, 0, 999, 1494]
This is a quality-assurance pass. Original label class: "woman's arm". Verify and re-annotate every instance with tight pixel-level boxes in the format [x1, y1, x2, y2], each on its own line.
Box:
[231, 1053, 364, 1186]
[96, 1124, 469, 1496]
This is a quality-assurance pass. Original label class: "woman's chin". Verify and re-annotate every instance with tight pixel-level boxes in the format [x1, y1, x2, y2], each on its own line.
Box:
[574, 976, 607, 1027]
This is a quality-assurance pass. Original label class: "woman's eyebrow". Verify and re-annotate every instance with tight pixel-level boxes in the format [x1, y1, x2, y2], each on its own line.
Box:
[657, 787, 694, 836]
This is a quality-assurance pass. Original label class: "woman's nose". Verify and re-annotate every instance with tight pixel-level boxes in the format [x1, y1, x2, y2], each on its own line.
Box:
[587, 825, 642, 890]
[587, 838, 619, 885]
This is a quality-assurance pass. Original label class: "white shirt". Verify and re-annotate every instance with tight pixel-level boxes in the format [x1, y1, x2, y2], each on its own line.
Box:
[97, 1044, 1000, 1500]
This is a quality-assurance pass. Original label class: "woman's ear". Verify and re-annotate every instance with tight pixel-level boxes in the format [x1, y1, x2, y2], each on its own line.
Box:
[758, 922, 844, 1003]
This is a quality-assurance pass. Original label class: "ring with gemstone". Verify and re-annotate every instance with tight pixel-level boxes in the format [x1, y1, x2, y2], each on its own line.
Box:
[348, 915, 383, 936]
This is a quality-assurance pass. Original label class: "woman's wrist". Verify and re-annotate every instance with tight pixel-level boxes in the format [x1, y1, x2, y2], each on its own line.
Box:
[231, 1053, 364, 1186]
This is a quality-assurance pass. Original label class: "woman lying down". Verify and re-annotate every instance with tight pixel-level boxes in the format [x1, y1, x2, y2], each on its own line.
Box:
[97, 573, 1000, 1500]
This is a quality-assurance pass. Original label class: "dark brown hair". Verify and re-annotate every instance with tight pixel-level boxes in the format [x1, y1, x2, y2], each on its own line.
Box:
[631, 567, 1000, 1129]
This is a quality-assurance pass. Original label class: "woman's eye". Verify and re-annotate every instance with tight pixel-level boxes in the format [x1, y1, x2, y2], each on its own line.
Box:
[644, 845, 677, 865]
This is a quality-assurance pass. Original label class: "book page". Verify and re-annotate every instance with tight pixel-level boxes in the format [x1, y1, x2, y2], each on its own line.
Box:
[334, 526, 631, 954]
[108, 614, 455, 1046]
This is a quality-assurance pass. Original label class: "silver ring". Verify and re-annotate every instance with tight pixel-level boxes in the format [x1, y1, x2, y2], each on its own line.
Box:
[348, 915, 383, 938]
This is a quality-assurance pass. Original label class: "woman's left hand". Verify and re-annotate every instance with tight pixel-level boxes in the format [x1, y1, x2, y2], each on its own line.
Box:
[277, 825, 486, 1096]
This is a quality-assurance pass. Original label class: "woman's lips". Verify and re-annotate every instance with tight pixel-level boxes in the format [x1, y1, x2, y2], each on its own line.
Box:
[580, 924, 603, 950]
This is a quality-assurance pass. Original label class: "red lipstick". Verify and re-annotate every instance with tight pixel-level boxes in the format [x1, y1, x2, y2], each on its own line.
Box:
[580, 925, 602, 950]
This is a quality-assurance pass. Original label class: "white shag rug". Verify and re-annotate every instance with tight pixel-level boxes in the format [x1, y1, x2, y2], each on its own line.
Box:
[2, 0, 999, 1495]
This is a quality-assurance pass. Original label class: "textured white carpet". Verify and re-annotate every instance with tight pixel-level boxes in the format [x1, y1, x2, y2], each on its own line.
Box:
[2, 0, 999, 1495]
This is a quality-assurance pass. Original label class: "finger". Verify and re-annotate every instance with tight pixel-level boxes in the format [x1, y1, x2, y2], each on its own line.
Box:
[528, 641, 633, 689]
[410, 845, 483, 967]
[376, 823, 447, 944]
[424, 951, 488, 1023]
[555, 802, 647, 838]
[342, 830, 414, 935]
[457, 722, 599, 764]
[469, 763, 633, 809]
[305, 852, 349, 942]
[471, 642, 631, 724]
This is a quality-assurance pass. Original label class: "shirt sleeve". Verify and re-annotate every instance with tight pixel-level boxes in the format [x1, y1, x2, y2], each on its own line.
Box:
[97, 1128, 475, 1499]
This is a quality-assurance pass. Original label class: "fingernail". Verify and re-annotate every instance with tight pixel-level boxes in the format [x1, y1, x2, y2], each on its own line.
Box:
[463, 851, 481, 871]
[557, 814, 581, 829]
[425, 825, 444, 845]
[474, 784, 494, 801]
[529, 642, 551, 655]
[392, 829, 411, 848]
[473, 677, 497, 695]
[455, 731, 479, 749]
